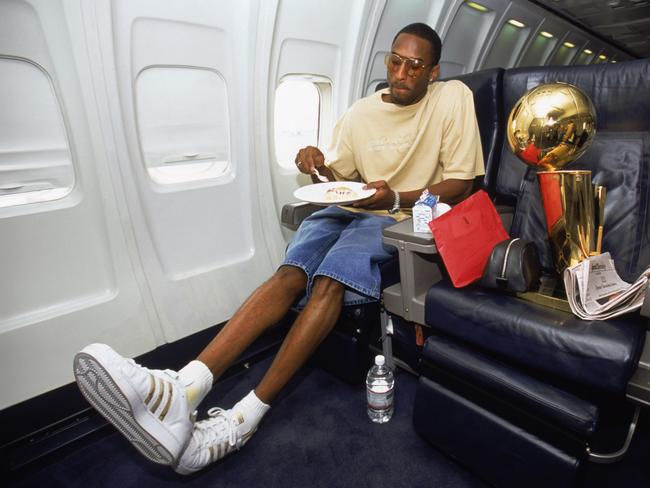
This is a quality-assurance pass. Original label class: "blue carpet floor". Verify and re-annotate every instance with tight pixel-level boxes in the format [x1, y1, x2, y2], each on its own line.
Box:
[9, 354, 650, 488]
[9, 356, 487, 488]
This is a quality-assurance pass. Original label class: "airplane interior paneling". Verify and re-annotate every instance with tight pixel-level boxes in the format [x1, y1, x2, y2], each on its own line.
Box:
[2, 0, 650, 486]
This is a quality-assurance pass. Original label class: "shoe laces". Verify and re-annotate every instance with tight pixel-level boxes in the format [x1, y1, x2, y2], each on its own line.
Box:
[196, 407, 241, 451]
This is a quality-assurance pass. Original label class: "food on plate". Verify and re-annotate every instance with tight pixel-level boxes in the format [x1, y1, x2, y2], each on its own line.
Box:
[324, 185, 358, 202]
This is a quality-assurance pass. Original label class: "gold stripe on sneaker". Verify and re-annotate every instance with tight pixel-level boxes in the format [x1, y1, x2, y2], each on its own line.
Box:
[159, 381, 173, 421]
[150, 377, 164, 413]
[240, 429, 254, 444]
[209, 446, 216, 463]
[144, 374, 155, 405]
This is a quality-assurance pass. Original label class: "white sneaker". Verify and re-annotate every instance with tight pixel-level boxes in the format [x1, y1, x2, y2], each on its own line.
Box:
[73, 343, 193, 465]
[173, 407, 254, 475]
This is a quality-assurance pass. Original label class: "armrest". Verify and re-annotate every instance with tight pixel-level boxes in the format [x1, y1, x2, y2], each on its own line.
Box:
[383, 218, 437, 251]
[382, 218, 442, 324]
[281, 202, 321, 230]
[381, 203, 514, 324]
[620, 285, 650, 406]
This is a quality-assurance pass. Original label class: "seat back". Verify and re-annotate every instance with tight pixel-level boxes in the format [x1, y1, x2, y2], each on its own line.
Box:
[497, 59, 650, 281]
[444, 68, 504, 196]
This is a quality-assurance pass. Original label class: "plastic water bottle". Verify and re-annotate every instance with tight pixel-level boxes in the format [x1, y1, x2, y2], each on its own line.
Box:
[366, 354, 394, 423]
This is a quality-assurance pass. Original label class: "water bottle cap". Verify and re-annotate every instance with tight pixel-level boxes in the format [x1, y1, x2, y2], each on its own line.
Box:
[375, 355, 385, 366]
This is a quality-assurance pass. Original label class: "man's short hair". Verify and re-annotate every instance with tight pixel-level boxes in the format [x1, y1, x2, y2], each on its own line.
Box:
[393, 23, 442, 66]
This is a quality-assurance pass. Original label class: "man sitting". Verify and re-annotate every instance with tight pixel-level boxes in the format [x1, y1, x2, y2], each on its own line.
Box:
[73, 22, 484, 475]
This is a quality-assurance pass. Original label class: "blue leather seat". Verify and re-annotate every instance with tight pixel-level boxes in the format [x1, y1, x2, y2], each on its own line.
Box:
[423, 283, 644, 394]
[414, 58, 650, 487]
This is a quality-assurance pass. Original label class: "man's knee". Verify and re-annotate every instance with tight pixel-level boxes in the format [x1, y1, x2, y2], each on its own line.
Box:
[311, 276, 345, 300]
[274, 265, 308, 293]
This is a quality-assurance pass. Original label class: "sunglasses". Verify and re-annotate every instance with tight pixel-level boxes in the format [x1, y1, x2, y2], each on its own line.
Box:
[384, 53, 434, 77]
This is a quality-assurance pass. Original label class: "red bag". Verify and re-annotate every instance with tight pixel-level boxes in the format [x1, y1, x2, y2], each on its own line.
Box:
[428, 190, 509, 288]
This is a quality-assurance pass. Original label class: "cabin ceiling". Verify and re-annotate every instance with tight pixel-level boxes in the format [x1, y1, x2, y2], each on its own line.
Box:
[533, 0, 650, 58]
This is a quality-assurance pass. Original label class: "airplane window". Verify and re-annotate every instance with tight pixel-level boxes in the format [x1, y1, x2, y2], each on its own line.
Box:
[135, 66, 230, 185]
[274, 78, 330, 170]
[0, 57, 74, 208]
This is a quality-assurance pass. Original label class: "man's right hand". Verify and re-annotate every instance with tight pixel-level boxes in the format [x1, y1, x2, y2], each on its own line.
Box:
[294, 146, 325, 175]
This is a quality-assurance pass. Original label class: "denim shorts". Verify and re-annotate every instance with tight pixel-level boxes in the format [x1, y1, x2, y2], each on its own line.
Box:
[282, 206, 397, 306]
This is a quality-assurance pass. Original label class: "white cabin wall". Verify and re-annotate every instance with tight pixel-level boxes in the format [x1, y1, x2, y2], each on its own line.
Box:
[101, 0, 278, 344]
[0, 0, 288, 409]
[0, 0, 161, 409]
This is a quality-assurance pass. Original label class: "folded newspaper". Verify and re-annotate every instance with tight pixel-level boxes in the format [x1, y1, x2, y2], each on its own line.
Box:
[563, 252, 650, 320]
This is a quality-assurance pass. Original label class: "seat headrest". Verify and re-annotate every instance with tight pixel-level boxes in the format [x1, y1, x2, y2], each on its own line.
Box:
[497, 58, 650, 201]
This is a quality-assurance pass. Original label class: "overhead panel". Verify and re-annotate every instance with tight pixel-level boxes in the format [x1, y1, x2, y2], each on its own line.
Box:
[574, 43, 597, 65]
[480, 2, 544, 70]
[441, 0, 500, 76]
[548, 30, 588, 66]
[518, 17, 565, 67]
[534, 0, 650, 58]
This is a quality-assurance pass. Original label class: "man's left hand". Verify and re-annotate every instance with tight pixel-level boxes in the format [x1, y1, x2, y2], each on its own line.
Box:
[352, 180, 394, 210]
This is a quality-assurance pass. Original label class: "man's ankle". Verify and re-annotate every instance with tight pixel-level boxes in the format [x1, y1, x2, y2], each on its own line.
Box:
[232, 390, 270, 437]
[178, 360, 213, 411]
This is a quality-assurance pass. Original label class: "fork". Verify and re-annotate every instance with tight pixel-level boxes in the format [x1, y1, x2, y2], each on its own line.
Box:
[312, 167, 329, 182]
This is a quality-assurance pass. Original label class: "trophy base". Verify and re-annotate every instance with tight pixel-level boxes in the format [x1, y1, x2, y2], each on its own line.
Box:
[517, 275, 572, 313]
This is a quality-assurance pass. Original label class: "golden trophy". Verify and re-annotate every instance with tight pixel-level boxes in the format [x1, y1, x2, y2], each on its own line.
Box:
[506, 82, 604, 282]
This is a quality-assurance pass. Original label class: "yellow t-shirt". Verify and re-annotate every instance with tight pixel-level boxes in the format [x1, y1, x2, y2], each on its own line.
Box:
[325, 80, 484, 219]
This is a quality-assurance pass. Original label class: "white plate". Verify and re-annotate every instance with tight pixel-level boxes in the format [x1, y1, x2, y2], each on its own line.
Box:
[293, 182, 376, 206]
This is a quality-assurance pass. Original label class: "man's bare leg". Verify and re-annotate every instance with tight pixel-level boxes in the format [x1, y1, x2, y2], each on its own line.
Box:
[174, 275, 346, 474]
[196, 265, 308, 379]
[254, 275, 345, 404]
